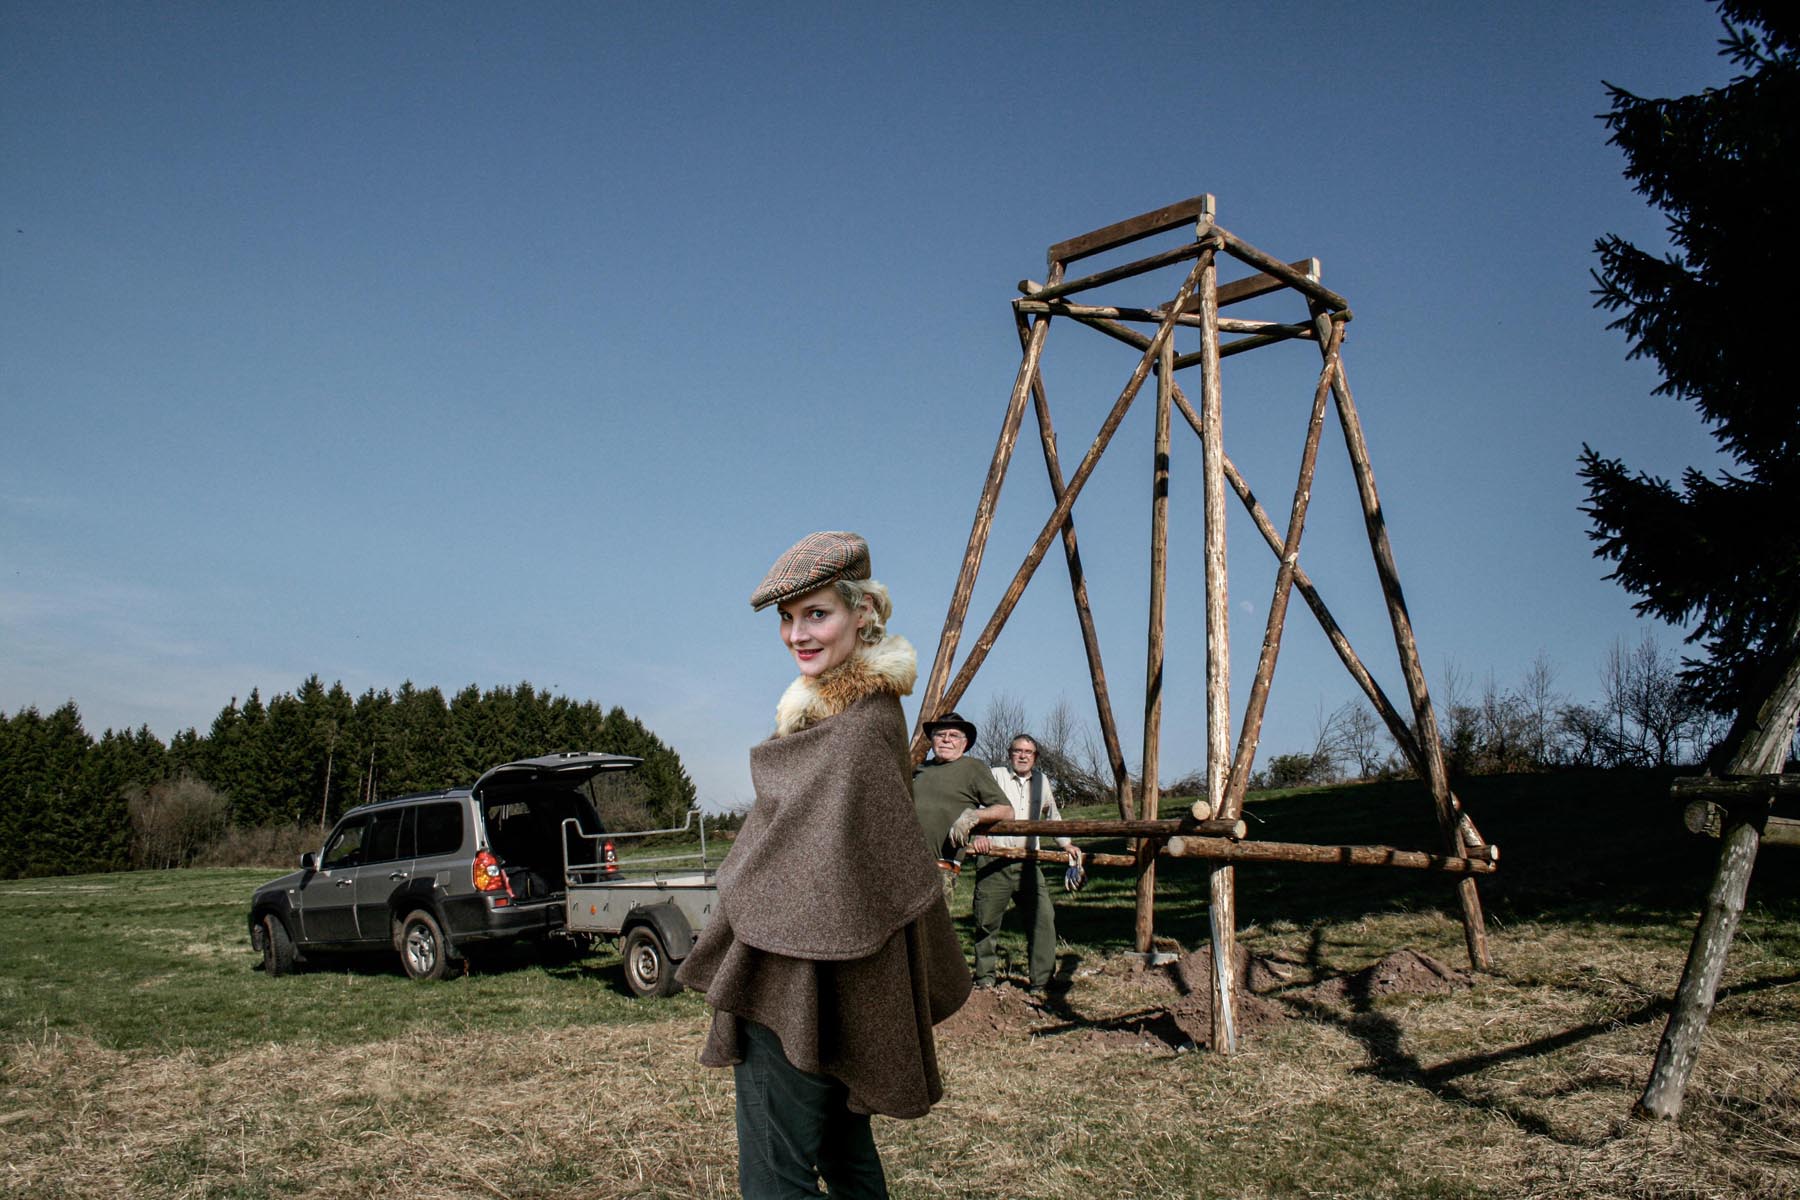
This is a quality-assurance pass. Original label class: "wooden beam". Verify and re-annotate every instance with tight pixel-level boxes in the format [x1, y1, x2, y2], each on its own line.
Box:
[1136, 321, 1175, 955]
[930, 260, 1209, 722]
[1163, 837, 1497, 873]
[1682, 800, 1800, 848]
[977, 839, 1499, 873]
[1191, 245, 1238, 1055]
[1671, 774, 1800, 803]
[912, 271, 1059, 759]
[1022, 240, 1209, 304]
[982, 817, 1247, 839]
[1047, 193, 1215, 267]
[1307, 302, 1487, 970]
[1013, 309, 1135, 819]
[1218, 227, 1350, 313]
[1221, 318, 1346, 818]
[1219, 257, 1323, 308]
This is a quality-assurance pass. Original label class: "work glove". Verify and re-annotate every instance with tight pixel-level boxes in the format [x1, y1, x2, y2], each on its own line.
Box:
[1063, 847, 1087, 892]
[948, 807, 982, 847]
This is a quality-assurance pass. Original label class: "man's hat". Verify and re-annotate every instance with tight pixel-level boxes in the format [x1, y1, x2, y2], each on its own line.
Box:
[922, 710, 978, 749]
[750, 531, 871, 612]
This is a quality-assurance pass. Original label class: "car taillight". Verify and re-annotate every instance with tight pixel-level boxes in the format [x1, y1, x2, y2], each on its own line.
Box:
[602, 840, 618, 873]
[473, 850, 508, 894]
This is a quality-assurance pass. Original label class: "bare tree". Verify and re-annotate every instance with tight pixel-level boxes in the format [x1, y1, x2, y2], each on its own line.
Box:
[1333, 700, 1389, 780]
[976, 692, 1029, 769]
[129, 776, 230, 870]
[1519, 651, 1564, 766]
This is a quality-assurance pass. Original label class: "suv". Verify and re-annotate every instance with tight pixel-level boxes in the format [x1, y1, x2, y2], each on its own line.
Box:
[248, 751, 639, 980]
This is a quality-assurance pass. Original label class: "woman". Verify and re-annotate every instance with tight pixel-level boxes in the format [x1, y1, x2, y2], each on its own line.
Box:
[676, 530, 971, 1199]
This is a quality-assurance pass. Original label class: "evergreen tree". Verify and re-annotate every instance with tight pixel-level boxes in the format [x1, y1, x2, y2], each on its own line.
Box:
[29, 703, 99, 876]
[1580, 3, 1799, 719]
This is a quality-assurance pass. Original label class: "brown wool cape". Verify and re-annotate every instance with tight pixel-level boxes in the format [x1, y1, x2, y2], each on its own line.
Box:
[676, 642, 971, 1119]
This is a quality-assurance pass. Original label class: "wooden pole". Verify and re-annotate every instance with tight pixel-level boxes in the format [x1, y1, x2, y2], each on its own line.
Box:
[1021, 241, 1207, 303]
[1135, 323, 1175, 953]
[1216, 227, 1351, 314]
[1190, 236, 1238, 1054]
[1164, 836, 1496, 871]
[1220, 318, 1346, 818]
[983, 816, 1248, 839]
[928, 259, 1209, 720]
[913, 270, 1060, 759]
[978, 838, 1497, 873]
[1013, 309, 1135, 820]
[1014, 298, 1317, 340]
[1637, 602, 1800, 1118]
[1309, 302, 1489, 970]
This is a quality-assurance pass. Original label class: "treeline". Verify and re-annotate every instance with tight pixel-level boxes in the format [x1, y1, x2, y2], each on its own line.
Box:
[0, 676, 697, 879]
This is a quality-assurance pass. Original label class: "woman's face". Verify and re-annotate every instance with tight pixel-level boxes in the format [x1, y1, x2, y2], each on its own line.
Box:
[777, 585, 867, 677]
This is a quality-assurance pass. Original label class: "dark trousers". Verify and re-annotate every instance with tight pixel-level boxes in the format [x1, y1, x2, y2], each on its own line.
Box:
[733, 1020, 888, 1199]
[972, 857, 1057, 987]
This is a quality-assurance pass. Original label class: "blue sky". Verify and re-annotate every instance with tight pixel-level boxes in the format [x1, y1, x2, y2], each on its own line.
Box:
[2, 2, 1737, 808]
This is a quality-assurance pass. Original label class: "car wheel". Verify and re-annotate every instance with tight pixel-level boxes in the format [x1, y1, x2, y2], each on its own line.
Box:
[622, 926, 680, 998]
[400, 910, 450, 981]
[261, 913, 296, 976]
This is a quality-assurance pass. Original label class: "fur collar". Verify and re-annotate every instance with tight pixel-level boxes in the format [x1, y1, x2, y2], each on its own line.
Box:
[775, 634, 917, 736]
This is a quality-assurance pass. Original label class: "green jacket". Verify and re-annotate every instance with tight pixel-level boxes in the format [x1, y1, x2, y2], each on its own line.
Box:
[912, 754, 1009, 860]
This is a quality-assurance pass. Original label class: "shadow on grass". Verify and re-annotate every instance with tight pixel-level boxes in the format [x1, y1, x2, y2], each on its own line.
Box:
[1277, 965, 1800, 1146]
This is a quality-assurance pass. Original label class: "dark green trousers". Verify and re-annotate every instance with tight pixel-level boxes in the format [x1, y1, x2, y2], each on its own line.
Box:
[733, 1020, 888, 1199]
[972, 856, 1057, 988]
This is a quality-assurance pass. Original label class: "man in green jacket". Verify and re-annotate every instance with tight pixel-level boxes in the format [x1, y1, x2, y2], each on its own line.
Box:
[912, 711, 1013, 906]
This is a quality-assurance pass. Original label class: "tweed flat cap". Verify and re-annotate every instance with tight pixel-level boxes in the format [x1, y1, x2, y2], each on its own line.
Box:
[751, 531, 872, 611]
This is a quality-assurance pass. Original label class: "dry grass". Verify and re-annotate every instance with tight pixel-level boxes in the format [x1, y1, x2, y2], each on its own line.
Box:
[4, 907, 1794, 1199]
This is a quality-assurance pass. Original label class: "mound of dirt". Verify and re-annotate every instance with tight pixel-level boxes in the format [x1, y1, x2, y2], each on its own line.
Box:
[1156, 944, 1289, 1049]
[937, 984, 1045, 1040]
[1297, 949, 1472, 1006]
[1170, 943, 1306, 997]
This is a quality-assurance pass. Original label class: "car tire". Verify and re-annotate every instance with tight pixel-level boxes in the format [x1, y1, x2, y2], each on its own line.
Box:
[622, 925, 681, 998]
[261, 913, 296, 976]
[400, 910, 450, 981]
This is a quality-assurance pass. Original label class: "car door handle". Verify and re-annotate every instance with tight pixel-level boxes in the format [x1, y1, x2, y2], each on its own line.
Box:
[336, 878, 353, 888]
[389, 871, 408, 881]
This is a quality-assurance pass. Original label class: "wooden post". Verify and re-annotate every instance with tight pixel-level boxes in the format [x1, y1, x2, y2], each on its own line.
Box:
[1220, 318, 1345, 817]
[1192, 234, 1238, 1054]
[1135, 324, 1175, 953]
[1637, 603, 1800, 1118]
[1014, 310, 1135, 819]
[913, 269, 1059, 758]
[928, 259, 1208, 719]
[1310, 303, 1489, 971]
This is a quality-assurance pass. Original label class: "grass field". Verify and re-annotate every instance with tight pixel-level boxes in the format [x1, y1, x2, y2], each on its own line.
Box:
[2, 770, 1795, 1198]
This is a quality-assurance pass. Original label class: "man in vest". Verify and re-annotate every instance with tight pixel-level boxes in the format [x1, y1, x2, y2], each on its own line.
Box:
[971, 733, 1083, 992]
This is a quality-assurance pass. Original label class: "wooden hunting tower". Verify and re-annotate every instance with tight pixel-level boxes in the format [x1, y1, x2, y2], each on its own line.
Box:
[914, 195, 1497, 1052]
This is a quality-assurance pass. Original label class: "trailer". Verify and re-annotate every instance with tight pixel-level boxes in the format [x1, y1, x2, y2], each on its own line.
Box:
[563, 810, 718, 997]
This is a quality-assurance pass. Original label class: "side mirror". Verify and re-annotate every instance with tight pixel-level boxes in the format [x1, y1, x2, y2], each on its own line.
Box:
[300, 851, 318, 872]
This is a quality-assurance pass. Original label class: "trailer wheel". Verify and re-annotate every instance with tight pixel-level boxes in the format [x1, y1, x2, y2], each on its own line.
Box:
[622, 926, 680, 998]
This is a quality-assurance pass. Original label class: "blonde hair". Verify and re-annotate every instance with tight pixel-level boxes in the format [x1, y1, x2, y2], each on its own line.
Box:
[834, 577, 893, 644]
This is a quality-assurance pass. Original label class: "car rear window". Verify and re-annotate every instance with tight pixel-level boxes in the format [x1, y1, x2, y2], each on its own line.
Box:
[415, 802, 464, 858]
